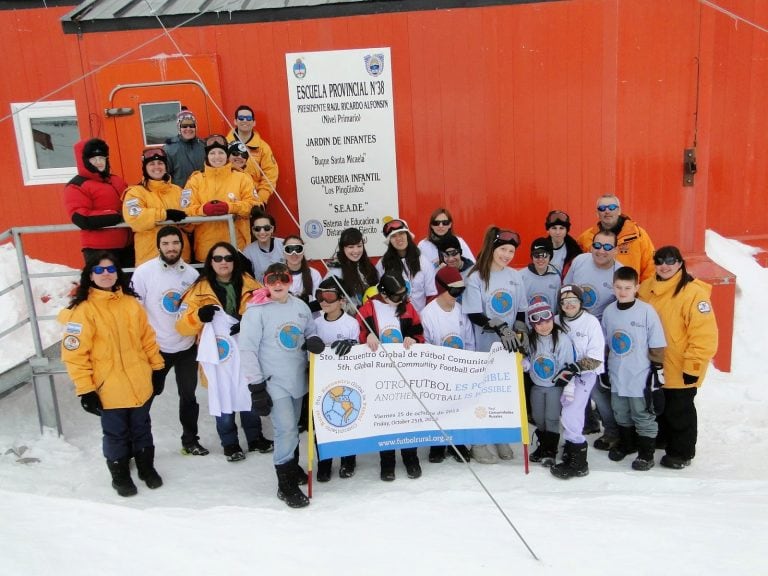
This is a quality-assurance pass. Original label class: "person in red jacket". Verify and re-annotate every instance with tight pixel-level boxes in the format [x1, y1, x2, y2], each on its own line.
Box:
[63, 138, 133, 266]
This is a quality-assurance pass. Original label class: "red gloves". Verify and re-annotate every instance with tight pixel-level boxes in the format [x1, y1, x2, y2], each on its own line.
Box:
[202, 201, 229, 216]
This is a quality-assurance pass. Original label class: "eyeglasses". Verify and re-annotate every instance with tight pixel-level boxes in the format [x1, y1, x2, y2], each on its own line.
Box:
[252, 225, 274, 233]
[597, 203, 619, 212]
[592, 242, 615, 251]
[179, 123, 196, 129]
[315, 290, 341, 303]
[531, 251, 550, 259]
[284, 244, 304, 255]
[92, 264, 117, 274]
[141, 148, 166, 161]
[237, 115, 254, 121]
[442, 249, 461, 258]
[205, 135, 227, 146]
[560, 296, 581, 306]
[654, 255, 680, 266]
[212, 254, 235, 263]
[264, 272, 291, 285]
[383, 219, 407, 236]
[432, 219, 451, 226]
[495, 230, 520, 246]
[386, 291, 407, 303]
[529, 309, 554, 324]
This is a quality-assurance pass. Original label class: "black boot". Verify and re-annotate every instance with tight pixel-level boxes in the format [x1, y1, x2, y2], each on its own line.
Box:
[402, 448, 422, 479]
[134, 446, 163, 489]
[540, 431, 560, 467]
[293, 446, 308, 485]
[450, 444, 471, 463]
[631, 436, 656, 471]
[551, 441, 589, 479]
[380, 450, 396, 481]
[339, 455, 356, 478]
[429, 446, 446, 463]
[316, 458, 332, 482]
[609, 426, 638, 462]
[275, 462, 310, 508]
[529, 429, 545, 463]
[106, 457, 138, 497]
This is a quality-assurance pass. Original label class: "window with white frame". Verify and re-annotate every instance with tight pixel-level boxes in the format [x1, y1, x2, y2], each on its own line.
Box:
[12, 100, 80, 185]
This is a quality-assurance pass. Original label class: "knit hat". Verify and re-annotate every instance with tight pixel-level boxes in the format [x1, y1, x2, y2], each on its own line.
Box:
[526, 300, 553, 324]
[437, 234, 462, 254]
[82, 138, 110, 175]
[141, 147, 168, 180]
[228, 141, 249, 158]
[545, 210, 571, 231]
[382, 217, 413, 242]
[530, 237, 553, 259]
[204, 134, 228, 159]
[377, 274, 407, 299]
[435, 266, 465, 296]
[559, 283, 584, 303]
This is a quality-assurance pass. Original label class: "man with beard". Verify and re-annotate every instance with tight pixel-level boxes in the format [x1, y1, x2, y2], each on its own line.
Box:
[163, 109, 206, 188]
[131, 226, 208, 456]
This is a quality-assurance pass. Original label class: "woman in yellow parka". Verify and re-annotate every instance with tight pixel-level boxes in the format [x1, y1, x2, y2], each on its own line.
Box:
[58, 251, 165, 497]
[638, 246, 718, 470]
[123, 147, 192, 265]
[186, 135, 262, 262]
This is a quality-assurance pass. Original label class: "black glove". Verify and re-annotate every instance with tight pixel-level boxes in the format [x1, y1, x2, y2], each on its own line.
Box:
[552, 363, 581, 387]
[230, 322, 240, 336]
[599, 372, 611, 390]
[79, 391, 103, 416]
[151, 370, 165, 396]
[302, 335, 326, 354]
[484, 319, 518, 353]
[197, 304, 219, 323]
[165, 209, 186, 222]
[644, 362, 666, 416]
[648, 362, 665, 390]
[331, 339, 356, 357]
[682, 372, 698, 385]
[248, 381, 272, 416]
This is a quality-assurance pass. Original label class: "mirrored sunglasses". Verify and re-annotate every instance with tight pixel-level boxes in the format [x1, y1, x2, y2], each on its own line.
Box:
[212, 254, 235, 263]
[179, 123, 196, 129]
[654, 255, 679, 266]
[529, 309, 554, 324]
[264, 272, 291, 285]
[597, 203, 619, 212]
[432, 219, 451, 226]
[592, 242, 615, 251]
[252, 225, 274, 233]
[237, 115, 254, 121]
[92, 264, 117, 274]
[315, 290, 341, 303]
[284, 244, 305, 255]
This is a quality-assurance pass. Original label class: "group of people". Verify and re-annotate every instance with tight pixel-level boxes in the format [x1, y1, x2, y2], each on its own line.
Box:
[58, 110, 720, 506]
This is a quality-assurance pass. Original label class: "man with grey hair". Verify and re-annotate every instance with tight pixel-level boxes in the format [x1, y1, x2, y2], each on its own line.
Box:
[576, 194, 655, 281]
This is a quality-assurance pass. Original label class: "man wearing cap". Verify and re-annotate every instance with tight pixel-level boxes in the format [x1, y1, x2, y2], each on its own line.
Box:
[576, 195, 655, 281]
[123, 147, 191, 265]
[437, 234, 474, 275]
[163, 110, 206, 188]
[64, 138, 132, 265]
[227, 105, 279, 205]
[520, 237, 562, 311]
[544, 210, 582, 277]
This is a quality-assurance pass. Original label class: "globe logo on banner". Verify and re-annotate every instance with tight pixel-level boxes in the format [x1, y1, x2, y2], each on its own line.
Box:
[279, 324, 303, 350]
[490, 290, 514, 315]
[611, 330, 633, 355]
[322, 385, 363, 428]
[161, 290, 182, 313]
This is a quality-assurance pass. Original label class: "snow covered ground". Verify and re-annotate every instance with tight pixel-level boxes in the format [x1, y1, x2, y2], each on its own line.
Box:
[0, 230, 765, 576]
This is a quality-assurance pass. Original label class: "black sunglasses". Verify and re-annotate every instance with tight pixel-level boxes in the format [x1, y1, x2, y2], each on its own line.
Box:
[212, 254, 235, 263]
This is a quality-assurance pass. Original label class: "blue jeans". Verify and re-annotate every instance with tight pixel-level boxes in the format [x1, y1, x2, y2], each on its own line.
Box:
[101, 401, 153, 461]
[215, 409, 263, 447]
[591, 382, 618, 437]
[271, 395, 303, 465]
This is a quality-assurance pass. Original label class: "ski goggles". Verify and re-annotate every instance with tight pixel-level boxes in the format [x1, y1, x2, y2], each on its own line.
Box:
[141, 147, 166, 162]
[528, 309, 554, 324]
[386, 290, 407, 303]
[315, 290, 341, 303]
[283, 244, 305, 255]
[441, 248, 461, 258]
[228, 142, 249, 159]
[264, 272, 291, 285]
[493, 230, 520, 247]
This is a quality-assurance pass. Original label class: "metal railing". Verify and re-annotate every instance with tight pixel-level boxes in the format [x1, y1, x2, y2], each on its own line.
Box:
[0, 215, 237, 435]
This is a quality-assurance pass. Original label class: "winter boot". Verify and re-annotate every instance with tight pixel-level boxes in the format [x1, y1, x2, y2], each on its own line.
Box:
[609, 426, 638, 462]
[380, 450, 396, 481]
[659, 454, 691, 469]
[402, 448, 422, 479]
[540, 431, 560, 468]
[529, 429, 545, 463]
[339, 455, 356, 478]
[471, 444, 499, 464]
[593, 432, 619, 451]
[181, 440, 209, 456]
[495, 443, 514, 460]
[293, 446, 308, 485]
[450, 444, 471, 463]
[316, 458, 332, 482]
[429, 445, 447, 463]
[247, 435, 274, 453]
[106, 457, 138, 497]
[134, 446, 163, 489]
[275, 462, 310, 508]
[631, 436, 656, 471]
[223, 443, 246, 462]
[550, 441, 589, 479]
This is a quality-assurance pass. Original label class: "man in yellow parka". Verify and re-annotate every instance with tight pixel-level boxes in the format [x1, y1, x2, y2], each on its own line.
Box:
[638, 245, 718, 470]
[577, 194, 655, 281]
[226, 104, 278, 205]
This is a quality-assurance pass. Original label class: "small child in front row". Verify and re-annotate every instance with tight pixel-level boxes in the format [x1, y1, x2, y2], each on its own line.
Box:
[601, 266, 666, 471]
[524, 301, 577, 467]
[313, 277, 361, 482]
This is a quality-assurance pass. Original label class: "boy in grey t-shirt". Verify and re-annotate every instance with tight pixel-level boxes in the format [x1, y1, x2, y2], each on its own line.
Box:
[601, 266, 666, 471]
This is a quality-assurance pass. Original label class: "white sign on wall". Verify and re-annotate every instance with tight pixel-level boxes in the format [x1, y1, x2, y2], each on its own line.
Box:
[286, 48, 399, 259]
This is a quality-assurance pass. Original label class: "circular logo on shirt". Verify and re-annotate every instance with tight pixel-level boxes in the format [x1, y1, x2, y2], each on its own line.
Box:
[442, 334, 464, 349]
[489, 290, 514, 315]
[610, 330, 633, 356]
[278, 324, 303, 350]
[216, 336, 233, 361]
[533, 355, 556, 380]
[161, 290, 183, 314]
[380, 327, 403, 343]
[581, 285, 598, 309]
[63, 335, 80, 351]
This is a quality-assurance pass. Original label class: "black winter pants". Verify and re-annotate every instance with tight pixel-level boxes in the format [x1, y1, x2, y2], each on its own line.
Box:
[661, 387, 698, 460]
[155, 344, 200, 446]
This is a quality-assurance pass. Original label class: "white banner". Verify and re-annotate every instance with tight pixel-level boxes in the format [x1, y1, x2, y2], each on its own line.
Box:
[286, 48, 399, 259]
[311, 343, 527, 459]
